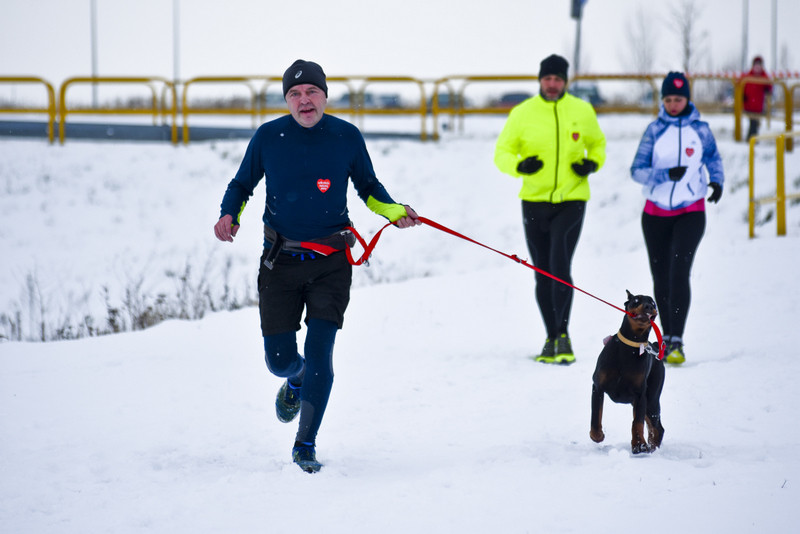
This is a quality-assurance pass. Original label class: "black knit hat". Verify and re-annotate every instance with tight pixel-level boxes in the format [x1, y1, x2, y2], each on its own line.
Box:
[283, 59, 328, 98]
[661, 72, 691, 100]
[538, 54, 569, 82]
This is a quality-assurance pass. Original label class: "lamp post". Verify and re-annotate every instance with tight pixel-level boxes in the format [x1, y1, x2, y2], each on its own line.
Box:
[571, 0, 587, 75]
[90, 0, 98, 107]
[741, 0, 748, 71]
[173, 0, 180, 84]
[771, 0, 777, 72]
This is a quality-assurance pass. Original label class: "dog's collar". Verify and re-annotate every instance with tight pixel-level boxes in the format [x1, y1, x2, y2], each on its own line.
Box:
[617, 331, 648, 355]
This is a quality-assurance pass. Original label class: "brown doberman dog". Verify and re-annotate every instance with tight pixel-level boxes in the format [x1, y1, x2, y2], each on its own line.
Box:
[590, 291, 665, 454]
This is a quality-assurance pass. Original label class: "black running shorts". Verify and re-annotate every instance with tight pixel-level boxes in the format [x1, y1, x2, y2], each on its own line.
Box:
[257, 250, 352, 336]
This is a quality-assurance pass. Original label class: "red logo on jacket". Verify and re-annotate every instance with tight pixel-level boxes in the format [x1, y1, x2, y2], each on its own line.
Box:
[685, 147, 695, 157]
[572, 132, 580, 141]
[317, 179, 331, 192]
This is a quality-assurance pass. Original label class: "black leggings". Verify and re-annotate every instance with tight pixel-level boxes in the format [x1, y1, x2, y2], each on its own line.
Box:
[641, 211, 705, 340]
[263, 318, 338, 445]
[522, 201, 586, 339]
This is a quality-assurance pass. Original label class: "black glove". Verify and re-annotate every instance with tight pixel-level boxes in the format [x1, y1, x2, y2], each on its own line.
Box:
[668, 166, 687, 181]
[517, 156, 543, 175]
[571, 159, 598, 177]
[707, 182, 723, 203]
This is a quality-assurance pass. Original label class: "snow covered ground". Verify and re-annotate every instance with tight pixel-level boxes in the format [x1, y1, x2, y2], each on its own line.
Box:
[1, 113, 799, 533]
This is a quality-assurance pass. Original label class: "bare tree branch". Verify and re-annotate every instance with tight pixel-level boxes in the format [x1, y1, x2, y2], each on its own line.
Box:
[669, 0, 709, 72]
[620, 3, 658, 74]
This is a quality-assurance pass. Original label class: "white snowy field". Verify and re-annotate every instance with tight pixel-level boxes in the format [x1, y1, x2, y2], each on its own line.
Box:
[1, 113, 799, 533]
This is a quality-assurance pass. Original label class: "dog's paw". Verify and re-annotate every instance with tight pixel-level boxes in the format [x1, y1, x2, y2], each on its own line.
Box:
[590, 429, 605, 443]
[631, 442, 652, 455]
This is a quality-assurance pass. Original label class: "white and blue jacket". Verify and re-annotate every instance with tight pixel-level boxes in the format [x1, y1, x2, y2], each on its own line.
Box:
[630, 103, 724, 211]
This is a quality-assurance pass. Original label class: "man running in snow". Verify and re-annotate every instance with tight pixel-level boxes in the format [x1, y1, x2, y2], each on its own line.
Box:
[214, 59, 420, 473]
[494, 54, 606, 365]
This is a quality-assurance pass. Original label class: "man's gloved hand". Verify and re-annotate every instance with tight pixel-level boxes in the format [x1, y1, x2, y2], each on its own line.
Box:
[707, 182, 723, 203]
[517, 156, 543, 175]
[668, 166, 687, 181]
[571, 159, 598, 177]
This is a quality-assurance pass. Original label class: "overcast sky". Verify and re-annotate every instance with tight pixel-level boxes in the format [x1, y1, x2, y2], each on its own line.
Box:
[2, 0, 798, 86]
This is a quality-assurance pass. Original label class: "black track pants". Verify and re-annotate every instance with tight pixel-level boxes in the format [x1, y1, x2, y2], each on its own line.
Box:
[521, 200, 586, 339]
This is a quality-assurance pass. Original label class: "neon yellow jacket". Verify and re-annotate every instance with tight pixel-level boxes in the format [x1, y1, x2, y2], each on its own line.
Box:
[494, 93, 606, 203]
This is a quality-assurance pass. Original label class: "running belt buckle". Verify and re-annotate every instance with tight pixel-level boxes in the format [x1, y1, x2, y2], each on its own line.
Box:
[340, 229, 356, 248]
[263, 234, 285, 270]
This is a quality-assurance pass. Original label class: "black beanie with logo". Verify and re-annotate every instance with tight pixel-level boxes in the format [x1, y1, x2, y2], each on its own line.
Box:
[282, 59, 328, 98]
[538, 54, 569, 82]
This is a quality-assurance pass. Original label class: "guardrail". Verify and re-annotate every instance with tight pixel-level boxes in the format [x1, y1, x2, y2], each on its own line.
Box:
[748, 130, 800, 238]
[0, 76, 57, 143]
[181, 75, 361, 143]
[3, 73, 798, 145]
[430, 75, 536, 140]
[58, 76, 178, 144]
[181, 75, 275, 144]
[429, 74, 663, 140]
[350, 76, 428, 139]
[181, 75, 426, 142]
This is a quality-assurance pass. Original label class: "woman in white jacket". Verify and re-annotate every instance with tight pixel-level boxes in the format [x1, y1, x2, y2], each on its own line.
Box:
[630, 72, 725, 364]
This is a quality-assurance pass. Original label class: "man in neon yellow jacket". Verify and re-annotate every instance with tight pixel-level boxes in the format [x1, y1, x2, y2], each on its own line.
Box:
[494, 54, 606, 365]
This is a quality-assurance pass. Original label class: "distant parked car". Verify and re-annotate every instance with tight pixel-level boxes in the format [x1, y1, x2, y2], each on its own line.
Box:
[376, 94, 404, 109]
[262, 93, 286, 109]
[568, 83, 604, 107]
[427, 93, 470, 112]
[332, 92, 377, 109]
[490, 92, 533, 109]
[332, 92, 404, 110]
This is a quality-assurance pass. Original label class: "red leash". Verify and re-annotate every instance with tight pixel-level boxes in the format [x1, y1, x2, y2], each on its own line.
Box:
[344, 216, 665, 360]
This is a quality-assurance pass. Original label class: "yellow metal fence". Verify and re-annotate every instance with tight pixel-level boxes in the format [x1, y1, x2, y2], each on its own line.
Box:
[1, 74, 798, 144]
[0, 76, 56, 143]
[748, 130, 800, 238]
[179, 75, 427, 143]
[58, 76, 178, 144]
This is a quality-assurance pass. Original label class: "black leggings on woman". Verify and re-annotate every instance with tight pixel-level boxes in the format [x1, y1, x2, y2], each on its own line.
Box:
[522, 200, 586, 339]
[641, 211, 705, 341]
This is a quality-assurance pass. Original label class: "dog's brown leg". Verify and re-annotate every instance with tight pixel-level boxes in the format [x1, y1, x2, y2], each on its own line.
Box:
[631, 403, 649, 454]
[646, 414, 664, 449]
[631, 420, 648, 454]
[590, 384, 605, 443]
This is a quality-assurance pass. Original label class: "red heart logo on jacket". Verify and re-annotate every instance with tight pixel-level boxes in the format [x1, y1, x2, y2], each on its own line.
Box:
[685, 147, 695, 157]
[572, 132, 580, 141]
[317, 179, 331, 193]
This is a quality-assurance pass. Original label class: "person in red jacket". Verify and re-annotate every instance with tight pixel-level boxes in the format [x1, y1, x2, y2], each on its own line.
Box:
[742, 56, 772, 140]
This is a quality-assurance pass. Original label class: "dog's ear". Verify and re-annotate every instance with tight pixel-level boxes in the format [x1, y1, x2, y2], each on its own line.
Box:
[625, 289, 634, 306]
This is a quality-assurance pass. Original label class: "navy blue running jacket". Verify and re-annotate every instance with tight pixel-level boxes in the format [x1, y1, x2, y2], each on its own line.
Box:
[219, 114, 397, 242]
